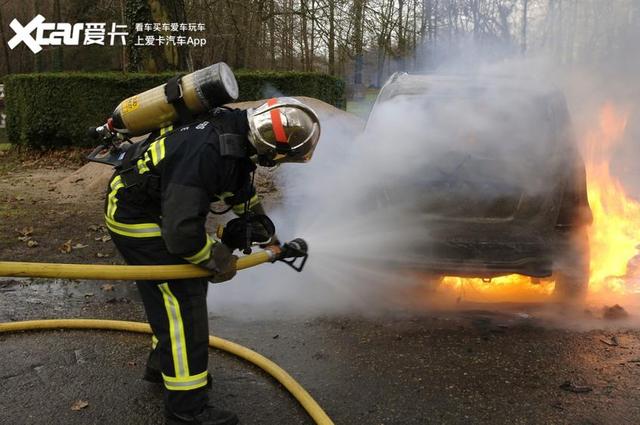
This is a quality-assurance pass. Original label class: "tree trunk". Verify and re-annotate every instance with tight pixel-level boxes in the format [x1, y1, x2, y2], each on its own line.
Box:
[269, 0, 276, 68]
[398, 0, 406, 70]
[52, 0, 63, 71]
[33, 0, 42, 72]
[309, 0, 316, 70]
[352, 0, 365, 98]
[521, 0, 528, 54]
[300, 0, 309, 71]
[328, 0, 335, 75]
[412, 0, 417, 69]
[0, 7, 11, 75]
[126, 0, 189, 72]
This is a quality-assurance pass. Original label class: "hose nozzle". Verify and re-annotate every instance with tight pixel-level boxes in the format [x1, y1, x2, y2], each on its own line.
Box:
[265, 238, 309, 272]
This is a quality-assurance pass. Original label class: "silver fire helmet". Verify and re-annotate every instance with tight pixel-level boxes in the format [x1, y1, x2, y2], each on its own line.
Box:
[247, 97, 321, 164]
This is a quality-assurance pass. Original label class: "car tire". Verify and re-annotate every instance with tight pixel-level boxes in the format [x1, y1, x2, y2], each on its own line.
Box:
[553, 227, 590, 302]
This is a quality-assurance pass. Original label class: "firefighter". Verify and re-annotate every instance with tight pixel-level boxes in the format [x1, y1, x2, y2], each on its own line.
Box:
[104, 97, 320, 425]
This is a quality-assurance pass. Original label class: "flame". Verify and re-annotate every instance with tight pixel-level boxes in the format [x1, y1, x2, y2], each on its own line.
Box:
[584, 103, 636, 294]
[433, 102, 637, 302]
[440, 275, 554, 302]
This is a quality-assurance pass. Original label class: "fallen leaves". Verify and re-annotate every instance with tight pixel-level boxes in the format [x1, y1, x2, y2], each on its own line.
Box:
[17, 227, 33, 237]
[70, 400, 89, 411]
[14, 223, 113, 255]
[16, 227, 38, 247]
[59, 240, 89, 253]
[88, 224, 107, 233]
[89, 223, 109, 235]
[100, 283, 114, 292]
[59, 240, 73, 254]
[559, 381, 592, 394]
[600, 336, 619, 347]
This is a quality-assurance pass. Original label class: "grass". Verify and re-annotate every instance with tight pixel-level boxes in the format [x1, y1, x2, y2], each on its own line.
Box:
[346, 88, 379, 119]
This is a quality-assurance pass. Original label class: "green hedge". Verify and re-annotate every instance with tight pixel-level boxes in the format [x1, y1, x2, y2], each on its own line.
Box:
[5, 71, 345, 148]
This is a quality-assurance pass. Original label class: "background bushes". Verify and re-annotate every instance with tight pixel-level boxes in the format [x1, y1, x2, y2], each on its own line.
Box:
[4, 71, 345, 148]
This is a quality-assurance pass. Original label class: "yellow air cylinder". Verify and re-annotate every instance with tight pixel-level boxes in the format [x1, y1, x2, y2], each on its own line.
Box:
[111, 62, 238, 136]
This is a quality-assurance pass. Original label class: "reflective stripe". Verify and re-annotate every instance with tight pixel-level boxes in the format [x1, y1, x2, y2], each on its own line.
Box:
[106, 175, 124, 220]
[152, 335, 158, 349]
[105, 216, 162, 238]
[217, 192, 234, 202]
[184, 236, 214, 264]
[162, 370, 208, 391]
[160, 125, 173, 135]
[267, 98, 288, 144]
[136, 157, 150, 174]
[159, 283, 190, 378]
[149, 137, 165, 166]
[232, 194, 261, 215]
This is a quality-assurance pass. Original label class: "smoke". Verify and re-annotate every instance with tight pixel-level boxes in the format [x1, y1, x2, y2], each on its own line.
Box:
[209, 10, 640, 323]
[209, 68, 570, 318]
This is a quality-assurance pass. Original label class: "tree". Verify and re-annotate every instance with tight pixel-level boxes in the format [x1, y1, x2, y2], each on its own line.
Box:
[126, 0, 190, 72]
[352, 0, 365, 96]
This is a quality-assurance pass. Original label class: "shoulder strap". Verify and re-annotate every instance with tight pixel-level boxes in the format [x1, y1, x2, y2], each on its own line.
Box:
[165, 76, 194, 125]
[115, 136, 155, 188]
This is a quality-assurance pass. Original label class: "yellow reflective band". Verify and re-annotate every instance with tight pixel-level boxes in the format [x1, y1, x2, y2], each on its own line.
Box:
[232, 194, 261, 214]
[152, 335, 158, 349]
[159, 283, 190, 378]
[162, 370, 208, 391]
[106, 175, 124, 220]
[104, 216, 162, 238]
[149, 137, 165, 165]
[217, 192, 234, 201]
[160, 125, 173, 135]
[184, 236, 214, 264]
[136, 157, 150, 174]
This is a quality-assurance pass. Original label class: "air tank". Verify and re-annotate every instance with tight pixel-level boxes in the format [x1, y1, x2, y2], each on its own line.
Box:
[111, 62, 239, 136]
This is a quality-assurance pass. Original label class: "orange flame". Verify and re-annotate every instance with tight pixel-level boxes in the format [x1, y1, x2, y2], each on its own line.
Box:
[585, 102, 636, 294]
[435, 102, 636, 301]
[439, 275, 554, 302]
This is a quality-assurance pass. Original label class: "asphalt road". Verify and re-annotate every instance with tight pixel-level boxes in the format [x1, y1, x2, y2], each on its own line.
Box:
[1, 278, 640, 425]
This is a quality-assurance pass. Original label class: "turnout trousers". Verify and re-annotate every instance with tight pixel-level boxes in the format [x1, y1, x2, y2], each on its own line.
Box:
[110, 231, 210, 415]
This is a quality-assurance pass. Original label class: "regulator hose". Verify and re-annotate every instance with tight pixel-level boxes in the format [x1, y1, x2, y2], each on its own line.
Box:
[0, 319, 334, 425]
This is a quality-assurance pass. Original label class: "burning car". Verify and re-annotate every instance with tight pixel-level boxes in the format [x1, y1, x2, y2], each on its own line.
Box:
[367, 73, 592, 299]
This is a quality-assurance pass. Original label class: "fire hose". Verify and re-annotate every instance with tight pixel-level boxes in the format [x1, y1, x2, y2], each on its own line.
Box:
[0, 239, 334, 425]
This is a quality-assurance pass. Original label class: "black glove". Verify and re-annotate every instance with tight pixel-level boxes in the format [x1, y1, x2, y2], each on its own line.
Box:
[201, 243, 237, 283]
[222, 214, 276, 251]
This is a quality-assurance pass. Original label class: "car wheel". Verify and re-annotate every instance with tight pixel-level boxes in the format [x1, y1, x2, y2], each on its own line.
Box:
[553, 227, 590, 302]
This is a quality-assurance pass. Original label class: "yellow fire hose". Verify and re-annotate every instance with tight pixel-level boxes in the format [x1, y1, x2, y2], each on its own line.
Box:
[0, 248, 277, 281]
[0, 242, 334, 424]
[0, 319, 333, 425]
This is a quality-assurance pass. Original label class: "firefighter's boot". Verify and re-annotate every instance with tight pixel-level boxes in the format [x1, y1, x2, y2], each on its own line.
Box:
[166, 404, 239, 425]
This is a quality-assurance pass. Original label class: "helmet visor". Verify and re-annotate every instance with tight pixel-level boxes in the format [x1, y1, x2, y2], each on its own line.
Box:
[248, 99, 321, 163]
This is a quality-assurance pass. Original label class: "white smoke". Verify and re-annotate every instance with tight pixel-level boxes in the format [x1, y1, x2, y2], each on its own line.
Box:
[208, 12, 640, 321]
